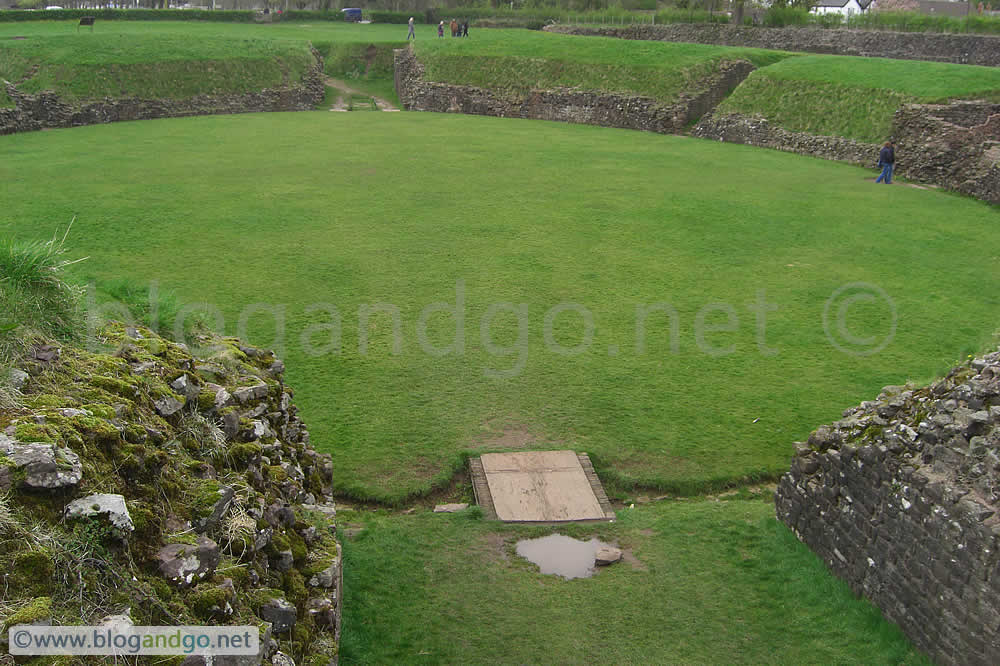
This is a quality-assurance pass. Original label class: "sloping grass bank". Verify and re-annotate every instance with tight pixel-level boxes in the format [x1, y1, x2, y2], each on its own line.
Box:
[414, 29, 789, 103]
[716, 54, 1000, 142]
[340, 499, 930, 663]
[0, 32, 315, 106]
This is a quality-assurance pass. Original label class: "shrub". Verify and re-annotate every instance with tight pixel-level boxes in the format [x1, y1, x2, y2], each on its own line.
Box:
[367, 10, 414, 24]
[762, 6, 811, 27]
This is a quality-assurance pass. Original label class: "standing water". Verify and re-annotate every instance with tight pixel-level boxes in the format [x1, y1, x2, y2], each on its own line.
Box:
[515, 534, 616, 580]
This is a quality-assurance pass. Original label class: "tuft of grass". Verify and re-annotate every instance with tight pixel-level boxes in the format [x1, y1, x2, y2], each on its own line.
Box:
[0, 495, 20, 535]
[0, 222, 86, 361]
[177, 410, 227, 459]
[90, 277, 184, 338]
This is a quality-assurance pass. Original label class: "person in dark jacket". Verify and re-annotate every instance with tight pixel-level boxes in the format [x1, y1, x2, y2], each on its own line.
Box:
[875, 141, 895, 184]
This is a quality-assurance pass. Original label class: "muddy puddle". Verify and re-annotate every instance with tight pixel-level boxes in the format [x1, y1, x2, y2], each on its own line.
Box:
[514, 534, 616, 580]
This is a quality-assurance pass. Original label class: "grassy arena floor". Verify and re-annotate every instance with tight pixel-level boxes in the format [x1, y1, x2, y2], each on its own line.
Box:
[1, 112, 997, 502]
[338, 499, 931, 664]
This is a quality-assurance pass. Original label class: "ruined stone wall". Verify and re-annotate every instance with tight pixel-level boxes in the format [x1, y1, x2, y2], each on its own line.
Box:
[393, 46, 754, 134]
[0, 58, 325, 136]
[892, 102, 1000, 205]
[692, 113, 879, 167]
[544, 24, 1000, 67]
[775, 350, 1000, 665]
[0, 324, 341, 665]
[694, 101, 1000, 205]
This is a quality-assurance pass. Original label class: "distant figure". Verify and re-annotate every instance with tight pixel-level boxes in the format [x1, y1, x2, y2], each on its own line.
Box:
[462, 20, 469, 37]
[407, 16, 415, 40]
[450, 18, 458, 37]
[875, 141, 895, 184]
[438, 21, 444, 38]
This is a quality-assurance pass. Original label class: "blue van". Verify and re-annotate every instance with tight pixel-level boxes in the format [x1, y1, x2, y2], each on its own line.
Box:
[341, 8, 362, 22]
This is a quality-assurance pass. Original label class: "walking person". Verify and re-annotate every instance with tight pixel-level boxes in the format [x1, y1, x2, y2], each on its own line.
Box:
[450, 18, 458, 37]
[875, 140, 895, 184]
[438, 20, 444, 38]
[407, 16, 415, 40]
[462, 20, 469, 37]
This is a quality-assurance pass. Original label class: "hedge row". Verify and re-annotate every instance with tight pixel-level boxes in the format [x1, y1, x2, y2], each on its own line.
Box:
[0, 9, 256, 22]
[2, 7, 996, 35]
[361, 7, 726, 25]
[756, 7, 1000, 35]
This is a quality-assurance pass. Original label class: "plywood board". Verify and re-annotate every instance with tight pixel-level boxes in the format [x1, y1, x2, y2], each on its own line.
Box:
[480, 450, 607, 522]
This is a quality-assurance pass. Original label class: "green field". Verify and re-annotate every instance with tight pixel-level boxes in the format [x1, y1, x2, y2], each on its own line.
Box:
[717, 55, 1000, 142]
[339, 498, 930, 664]
[1, 111, 997, 503]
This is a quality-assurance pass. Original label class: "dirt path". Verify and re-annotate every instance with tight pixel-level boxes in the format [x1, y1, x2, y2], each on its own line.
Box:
[324, 76, 399, 112]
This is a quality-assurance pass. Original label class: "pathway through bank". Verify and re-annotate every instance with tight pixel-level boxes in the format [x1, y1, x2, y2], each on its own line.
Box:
[325, 76, 400, 112]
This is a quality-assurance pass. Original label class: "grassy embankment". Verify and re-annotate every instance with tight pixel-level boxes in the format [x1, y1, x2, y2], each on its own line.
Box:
[0, 33, 317, 108]
[0, 22, 790, 112]
[0, 21, 427, 109]
[716, 55, 1000, 143]
[415, 28, 790, 103]
[2, 112, 998, 503]
[339, 498, 931, 664]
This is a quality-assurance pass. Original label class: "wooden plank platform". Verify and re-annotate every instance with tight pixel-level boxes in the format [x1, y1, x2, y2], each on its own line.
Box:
[470, 450, 615, 523]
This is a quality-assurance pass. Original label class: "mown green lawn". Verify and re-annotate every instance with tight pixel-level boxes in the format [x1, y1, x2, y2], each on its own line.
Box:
[339, 499, 931, 664]
[1, 112, 997, 503]
[717, 54, 1000, 142]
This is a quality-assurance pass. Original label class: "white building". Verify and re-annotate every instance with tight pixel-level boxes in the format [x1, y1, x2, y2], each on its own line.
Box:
[812, 0, 873, 16]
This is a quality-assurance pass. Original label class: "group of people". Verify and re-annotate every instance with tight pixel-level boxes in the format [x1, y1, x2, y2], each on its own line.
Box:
[406, 16, 470, 40]
[439, 19, 469, 38]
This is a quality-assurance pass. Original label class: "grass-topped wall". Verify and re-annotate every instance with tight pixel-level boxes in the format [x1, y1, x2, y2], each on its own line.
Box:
[414, 29, 788, 103]
[0, 33, 315, 108]
[716, 55, 1000, 142]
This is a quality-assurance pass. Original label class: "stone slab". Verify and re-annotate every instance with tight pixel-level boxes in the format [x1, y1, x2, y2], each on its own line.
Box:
[480, 450, 607, 522]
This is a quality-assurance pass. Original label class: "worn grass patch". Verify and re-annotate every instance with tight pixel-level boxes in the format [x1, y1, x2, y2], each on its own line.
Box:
[717, 55, 1000, 142]
[1, 112, 998, 502]
[339, 499, 931, 664]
